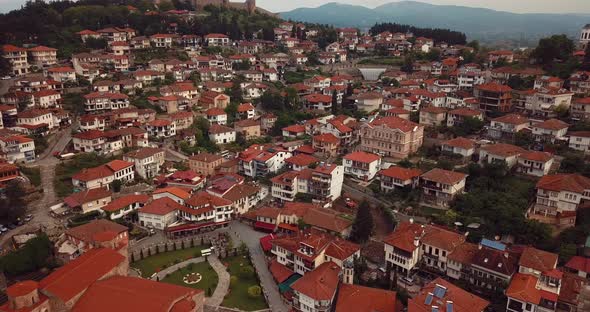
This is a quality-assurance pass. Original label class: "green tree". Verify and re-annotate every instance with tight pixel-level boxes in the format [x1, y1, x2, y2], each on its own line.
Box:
[239, 265, 255, 279]
[331, 90, 338, 115]
[112, 179, 123, 192]
[230, 275, 238, 287]
[531, 34, 575, 65]
[350, 201, 374, 243]
[158, 0, 175, 11]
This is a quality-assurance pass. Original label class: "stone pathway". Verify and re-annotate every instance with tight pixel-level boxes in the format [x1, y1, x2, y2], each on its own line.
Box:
[146, 255, 230, 307]
[206, 256, 230, 306]
[151, 257, 206, 281]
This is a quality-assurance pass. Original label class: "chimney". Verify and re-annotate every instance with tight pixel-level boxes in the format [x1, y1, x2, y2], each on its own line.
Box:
[409, 218, 414, 224]
[504, 252, 509, 259]
[414, 236, 420, 247]
[478, 244, 482, 250]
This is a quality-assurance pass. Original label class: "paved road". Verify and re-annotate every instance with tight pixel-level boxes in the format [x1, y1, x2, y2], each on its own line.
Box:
[229, 221, 289, 312]
[164, 146, 188, 161]
[206, 256, 230, 306]
[0, 127, 72, 248]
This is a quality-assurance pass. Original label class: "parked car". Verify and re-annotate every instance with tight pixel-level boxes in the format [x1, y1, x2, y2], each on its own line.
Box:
[0, 225, 8, 233]
[24, 214, 33, 222]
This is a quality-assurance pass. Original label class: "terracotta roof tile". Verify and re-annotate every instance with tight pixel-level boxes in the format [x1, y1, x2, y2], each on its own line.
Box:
[379, 167, 422, 181]
[343, 151, 381, 163]
[536, 174, 590, 193]
[336, 284, 402, 312]
[519, 246, 557, 272]
[409, 278, 489, 312]
[291, 262, 341, 300]
[421, 168, 467, 185]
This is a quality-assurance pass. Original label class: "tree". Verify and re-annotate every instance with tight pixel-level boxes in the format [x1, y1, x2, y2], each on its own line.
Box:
[0, 234, 52, 276]
[531, 34, 575, 65]
[158, 0, 175, 11]
[112, 179, 123, 192]
[401, 54, 415, 73]
[331, 90, 338, 115]
[466, 40, 480, 52]
[238, 242, 248, 255]
[350, 201, 374, 243]
[297, 218, 309, 230]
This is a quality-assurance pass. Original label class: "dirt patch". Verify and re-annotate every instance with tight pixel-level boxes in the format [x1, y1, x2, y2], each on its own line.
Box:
[369, 203, 394, 240]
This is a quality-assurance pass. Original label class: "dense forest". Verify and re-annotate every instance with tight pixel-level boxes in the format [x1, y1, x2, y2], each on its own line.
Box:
[369, 22, 466, 45]
[0, 0, 282, 57]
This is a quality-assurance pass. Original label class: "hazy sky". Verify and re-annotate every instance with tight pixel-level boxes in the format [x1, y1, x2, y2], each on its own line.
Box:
[2, 0, 590, 13]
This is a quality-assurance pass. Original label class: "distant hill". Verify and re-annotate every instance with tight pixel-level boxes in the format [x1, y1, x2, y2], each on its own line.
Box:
[281, 1, 590, 46]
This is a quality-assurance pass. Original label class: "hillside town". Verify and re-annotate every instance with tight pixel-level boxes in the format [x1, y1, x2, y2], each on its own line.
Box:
[1, 1, 590, 312]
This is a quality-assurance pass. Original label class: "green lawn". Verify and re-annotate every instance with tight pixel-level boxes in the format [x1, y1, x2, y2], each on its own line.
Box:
[161, 261, 218, 296]
[131, 246, 205, 278]
[222, 255, 268, 311]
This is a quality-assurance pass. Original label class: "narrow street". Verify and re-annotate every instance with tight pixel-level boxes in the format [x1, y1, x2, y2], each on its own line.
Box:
[230, 221, 289, 312]
[0, 127, 72, 248]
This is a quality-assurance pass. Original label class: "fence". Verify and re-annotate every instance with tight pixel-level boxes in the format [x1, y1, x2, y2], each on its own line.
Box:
[130, 236, 212, 263]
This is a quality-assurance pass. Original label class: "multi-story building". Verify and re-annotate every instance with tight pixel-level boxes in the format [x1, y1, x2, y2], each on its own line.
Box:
[0, 135, 35, 163]
[122, 147, 165, 180]
[474, 83, 513, 113]
[71, 160, 134, 190]
[2, 45, 29, 76]
[303, 93, 332, 111]
[441, 137, 475, 158]
[488, 114, 529, 140]
[479, 143, 525, 168]
[208, 124, 236, 144]
[379, 166, 422, 192]
[342, 151, 381, 181]
[531, 119, 569, 143]
[291, 262, 341, 312]
[188, 152, 223, 176]
[360, 116, 424, 159]
[420, 168, 468, 209]
[568, 131, 590, 153]
[238, 144, 292, 178]
[271, 163, 344, 205]
[28, 45, 57, 67]
[312, 133, 340, 158]
[571, 97, 590, 120]
[146, 119, 176, 138]
[506, 247, 561, 312]
[72, 130, 123, 155]
[446, 108, 484, 127]
[205, 108, 227, 125]
[46, 66, 76, 82]
[271, 230, 360, 276]
[529, 173, 590, 227]
[517, 151, 554, 177]
[83, 92, 130, 113]
[204, 33, 230, 46]
[529, 88, 573, 118]
[419, 106, 447, 127]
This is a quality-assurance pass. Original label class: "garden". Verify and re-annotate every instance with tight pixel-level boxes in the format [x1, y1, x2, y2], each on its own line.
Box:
[161, 261, 219, 296]
[222, 255, 268, 311]
[131, 246, 207, 278]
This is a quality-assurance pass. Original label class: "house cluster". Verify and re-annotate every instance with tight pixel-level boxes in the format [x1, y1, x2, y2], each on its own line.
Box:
[0, 219, 205, 312]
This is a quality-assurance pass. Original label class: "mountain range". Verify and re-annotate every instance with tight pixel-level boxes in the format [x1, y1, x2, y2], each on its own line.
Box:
[281, 1, 590, 46]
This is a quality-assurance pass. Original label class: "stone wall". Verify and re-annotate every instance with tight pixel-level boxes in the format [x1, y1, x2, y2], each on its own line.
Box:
[130, 236, 211, 263]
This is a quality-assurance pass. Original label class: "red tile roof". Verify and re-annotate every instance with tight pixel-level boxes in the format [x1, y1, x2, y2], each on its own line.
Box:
[476, 82, 512, 93]
[343, 151, 381, 163]
[153, 187, 191, 200]
[421, 168, 467, 185]
[492, 114, 529, 125]
[369, 116, 421, 132]
[519, 151, 553, 162]
[64, 187, 111, 207]
[565, 256, 590, 273]
[449, 108, 482, 117]
[269, 259, 294, 283]
[519, 246, 557, 272]
[313, 133, 340, 144]
[102, 194, 150, 212]
[335, 284, 402, 312]
[481, 143, 525, 157]
[139, 197, 184, 216]
[442, 137, 475, 150]
[205, 108, 226, 116]
[409, 278, 489, 312]
[39, 248, 126, 303]
[208, 123, 234, 134]
[291, 262, 341, 300]
[534, 118, 569, 131]
[106, 159, 133, 172]
[536, 174, 590, 193]
[71, 275, 201, 312]
[506, 273, 541, 305]
[383, 221, 424, 253]
[282, 124, 305, 133]
[6, 280, 39, 297]
[304, 93, 332, 103]
[285, 154, 319, 167]
[66, 219, 127, 242]
[380, 166, 422, 181]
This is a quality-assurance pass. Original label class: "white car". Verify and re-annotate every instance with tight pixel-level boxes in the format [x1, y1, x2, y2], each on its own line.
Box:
[1, 76, 11, 80]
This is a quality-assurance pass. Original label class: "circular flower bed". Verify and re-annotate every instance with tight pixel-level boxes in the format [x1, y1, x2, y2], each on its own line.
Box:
[183, 272, 202, 285]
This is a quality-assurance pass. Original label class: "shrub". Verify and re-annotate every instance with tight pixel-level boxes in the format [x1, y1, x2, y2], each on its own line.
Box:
[247, 285, 262, 298]
[230, 275, 238, 287]
[239, 265, 255, 279]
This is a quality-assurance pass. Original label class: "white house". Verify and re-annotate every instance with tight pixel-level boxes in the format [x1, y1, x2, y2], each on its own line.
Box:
[342, 151, 381, 181]
[208, 124, 236, 145]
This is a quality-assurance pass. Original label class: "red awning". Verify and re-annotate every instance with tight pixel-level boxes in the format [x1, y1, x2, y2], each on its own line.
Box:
[254, 221, 276, 232]
[259, 234, 275, 252]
